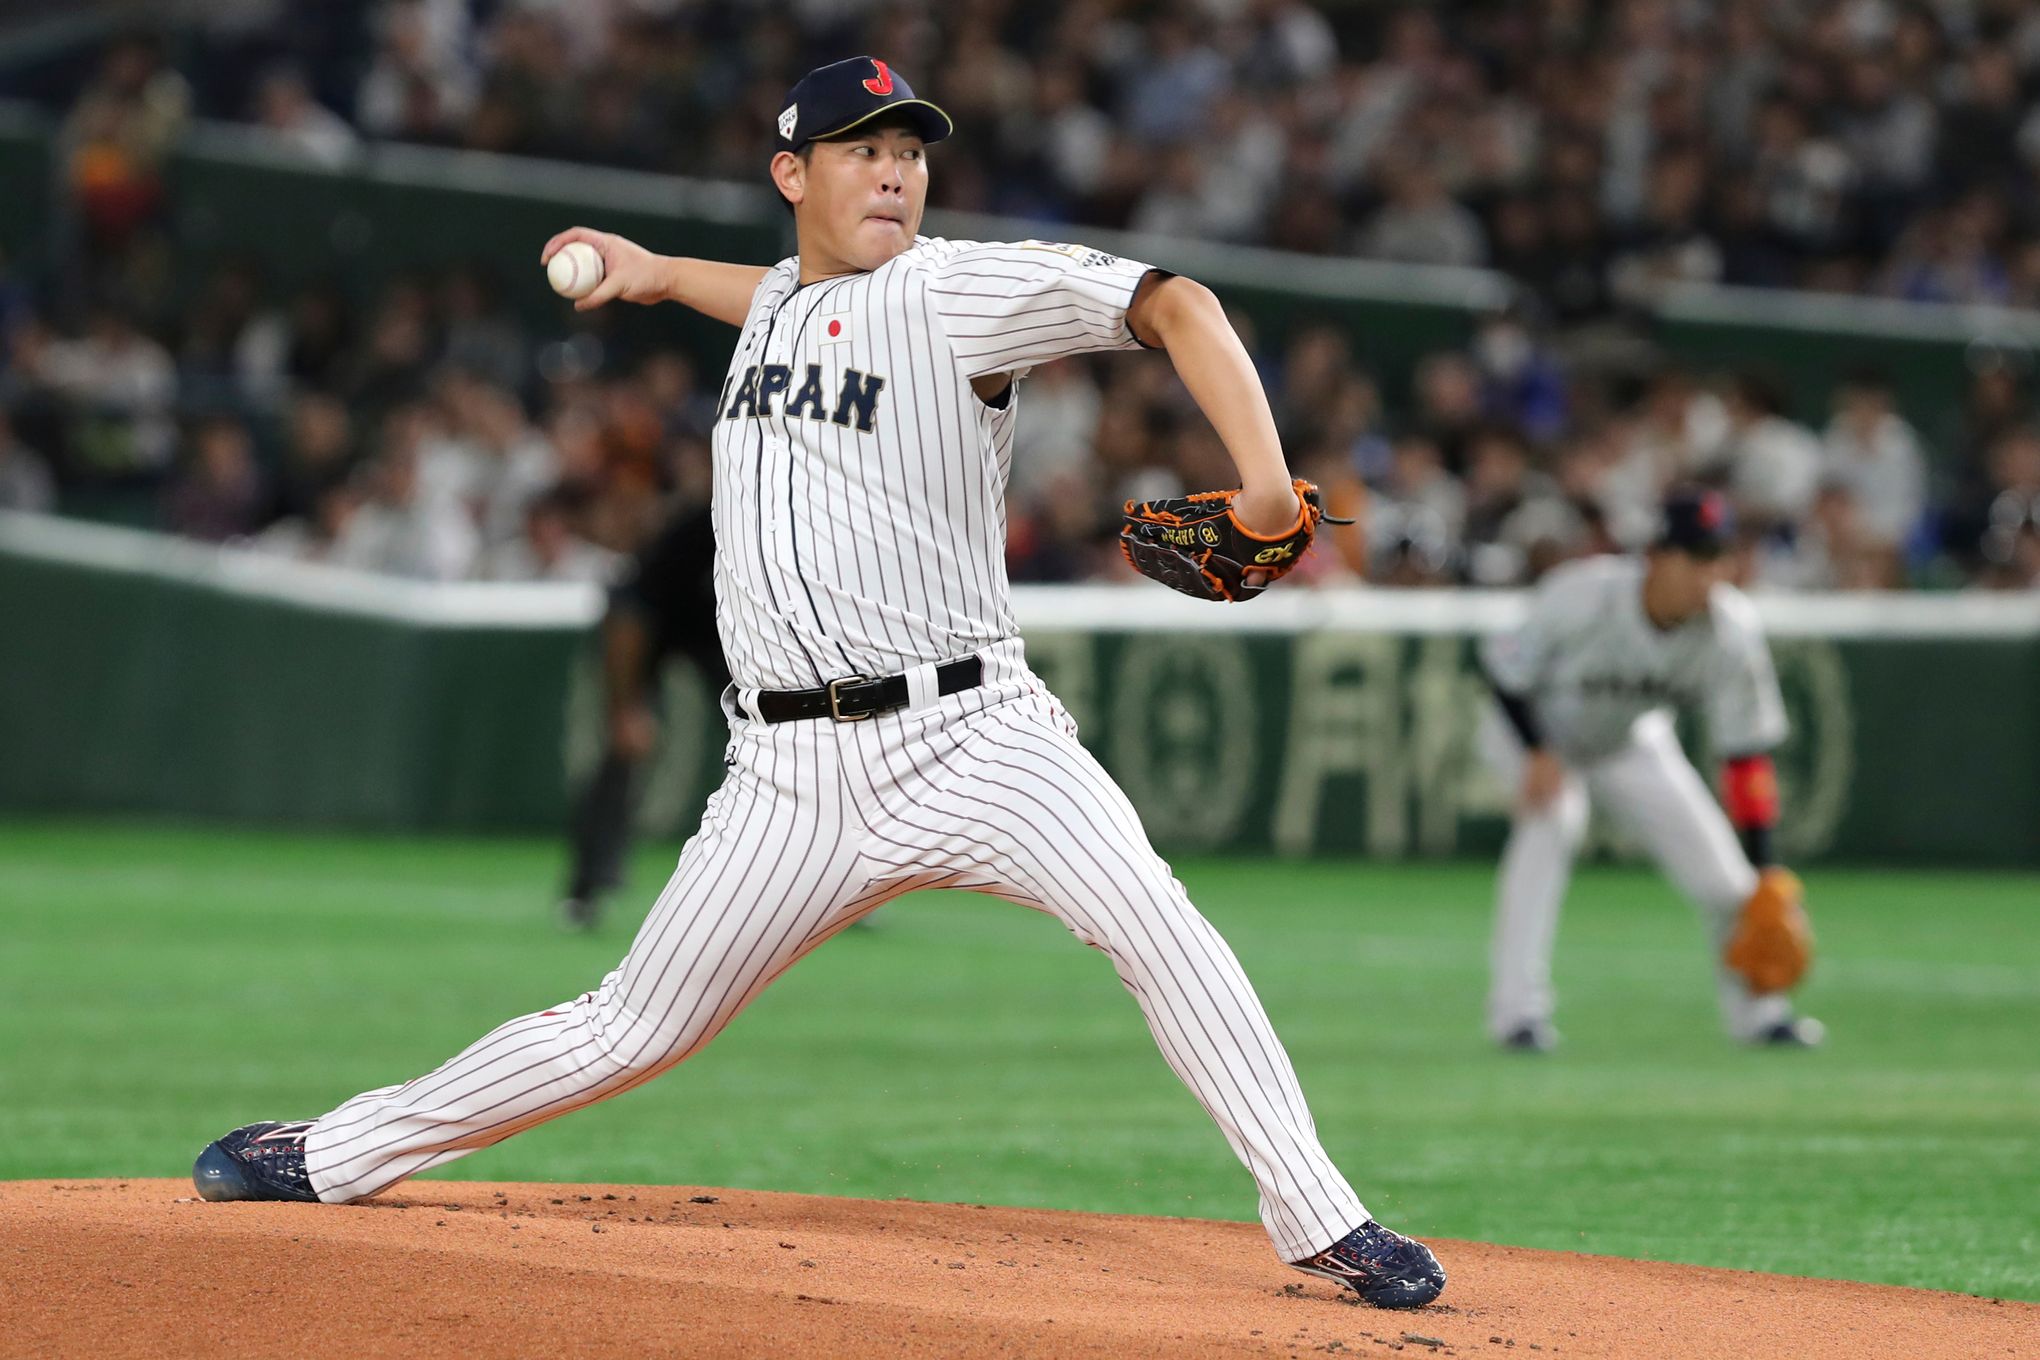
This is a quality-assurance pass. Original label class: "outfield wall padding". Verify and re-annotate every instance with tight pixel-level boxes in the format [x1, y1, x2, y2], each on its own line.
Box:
[4, 518, 2035, 865]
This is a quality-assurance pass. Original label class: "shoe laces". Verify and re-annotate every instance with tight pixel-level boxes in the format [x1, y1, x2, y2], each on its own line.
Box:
[243, 1122, 312, 1171]
[1309, 1222, 1397, 1275]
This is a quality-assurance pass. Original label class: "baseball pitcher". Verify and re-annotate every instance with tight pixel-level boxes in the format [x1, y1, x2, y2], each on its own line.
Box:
[192, 57, 1444, 1309]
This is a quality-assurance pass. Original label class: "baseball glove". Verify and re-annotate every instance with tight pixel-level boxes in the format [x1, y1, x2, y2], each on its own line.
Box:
[1121, 478, 1335, 602]
[1724, 867, 1814, 995]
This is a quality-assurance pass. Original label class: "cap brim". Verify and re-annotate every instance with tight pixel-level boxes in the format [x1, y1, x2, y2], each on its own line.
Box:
[809, 98, 954, 146]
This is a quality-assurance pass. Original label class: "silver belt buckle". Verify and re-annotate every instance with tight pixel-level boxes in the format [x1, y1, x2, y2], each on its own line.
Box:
[826, 674, 874, 722]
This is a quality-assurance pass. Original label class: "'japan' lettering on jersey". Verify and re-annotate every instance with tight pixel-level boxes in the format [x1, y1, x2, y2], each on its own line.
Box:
[710, 236, 1157, 690]
[1480, 555, 1788, 762]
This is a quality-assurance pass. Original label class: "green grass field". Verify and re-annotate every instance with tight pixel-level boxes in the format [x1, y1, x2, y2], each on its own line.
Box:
[2, 821, 2034, 1301]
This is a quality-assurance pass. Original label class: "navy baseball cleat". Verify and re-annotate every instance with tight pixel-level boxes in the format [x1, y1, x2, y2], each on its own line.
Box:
[1290, 1220, 1446, 1309]
[1500, 1020, 1560, 1053]
[193, 1121, 321, 1202]
[1753, 1016, 1826, 1048]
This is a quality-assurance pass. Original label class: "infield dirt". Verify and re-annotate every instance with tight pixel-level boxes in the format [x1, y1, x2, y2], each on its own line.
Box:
[1, 1181, 2028, 1358]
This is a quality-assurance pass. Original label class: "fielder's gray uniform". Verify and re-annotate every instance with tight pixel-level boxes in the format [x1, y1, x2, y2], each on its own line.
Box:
[1478, 555, 1793, 1040]
[302, 238, 1372, 1262]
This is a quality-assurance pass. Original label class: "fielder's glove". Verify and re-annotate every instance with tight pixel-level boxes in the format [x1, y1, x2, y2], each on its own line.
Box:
[1120, 478, 1337, 602]
[1724, 867, 1814, 995]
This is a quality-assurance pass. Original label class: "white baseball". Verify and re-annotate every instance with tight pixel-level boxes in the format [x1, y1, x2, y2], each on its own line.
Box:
[547, 242, 604, 300]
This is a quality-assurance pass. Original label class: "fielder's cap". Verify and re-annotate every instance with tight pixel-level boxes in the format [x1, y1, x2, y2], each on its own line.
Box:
[1656, 487, 1735, 557]
[775, 56, 953, 153]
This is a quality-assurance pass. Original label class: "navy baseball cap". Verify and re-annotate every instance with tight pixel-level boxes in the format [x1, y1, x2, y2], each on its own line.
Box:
[775, 57, 953, 153]
[1656, 488, 1736, 557]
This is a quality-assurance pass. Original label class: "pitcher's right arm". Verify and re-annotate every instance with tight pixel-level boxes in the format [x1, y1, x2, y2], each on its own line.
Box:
[541, 228, 768, 325]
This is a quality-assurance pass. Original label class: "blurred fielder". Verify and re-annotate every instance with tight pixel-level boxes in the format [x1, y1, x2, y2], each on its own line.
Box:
[558, 500, 729, 931]
[193, 56, 1445, 1309]
[1478, 489, 1819, 1052]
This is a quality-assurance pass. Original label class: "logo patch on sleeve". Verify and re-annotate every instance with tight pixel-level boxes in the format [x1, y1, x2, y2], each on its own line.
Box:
[1023, 241, 1120, 268]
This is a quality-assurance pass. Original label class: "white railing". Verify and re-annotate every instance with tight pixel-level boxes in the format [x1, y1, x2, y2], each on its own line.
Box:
[0, 510, 603, 628]
[7, 510, 2036, 639]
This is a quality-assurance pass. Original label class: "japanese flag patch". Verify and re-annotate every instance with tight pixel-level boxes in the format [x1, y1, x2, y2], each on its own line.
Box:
[818, 312, 852, 344]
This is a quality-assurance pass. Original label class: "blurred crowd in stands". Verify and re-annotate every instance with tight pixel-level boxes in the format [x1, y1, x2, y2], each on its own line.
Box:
[3, 0, 2040, 590]
[0, 247, 713, 584]
[68, 0, 2040, 308]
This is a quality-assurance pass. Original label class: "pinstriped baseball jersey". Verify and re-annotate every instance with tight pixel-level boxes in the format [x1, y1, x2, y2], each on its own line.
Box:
[712, 237, 1156, 689]
[1480, 555, 1788, 762]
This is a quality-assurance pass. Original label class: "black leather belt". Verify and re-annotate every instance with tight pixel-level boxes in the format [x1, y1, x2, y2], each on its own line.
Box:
[755, 656, 985, 724]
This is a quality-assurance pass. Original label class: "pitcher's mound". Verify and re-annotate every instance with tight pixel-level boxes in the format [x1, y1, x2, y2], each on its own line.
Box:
[0, 1181, 2025, 1358]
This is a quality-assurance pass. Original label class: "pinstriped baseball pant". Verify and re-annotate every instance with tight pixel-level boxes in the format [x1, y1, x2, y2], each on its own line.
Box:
[303, 644, 1369, 1261]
